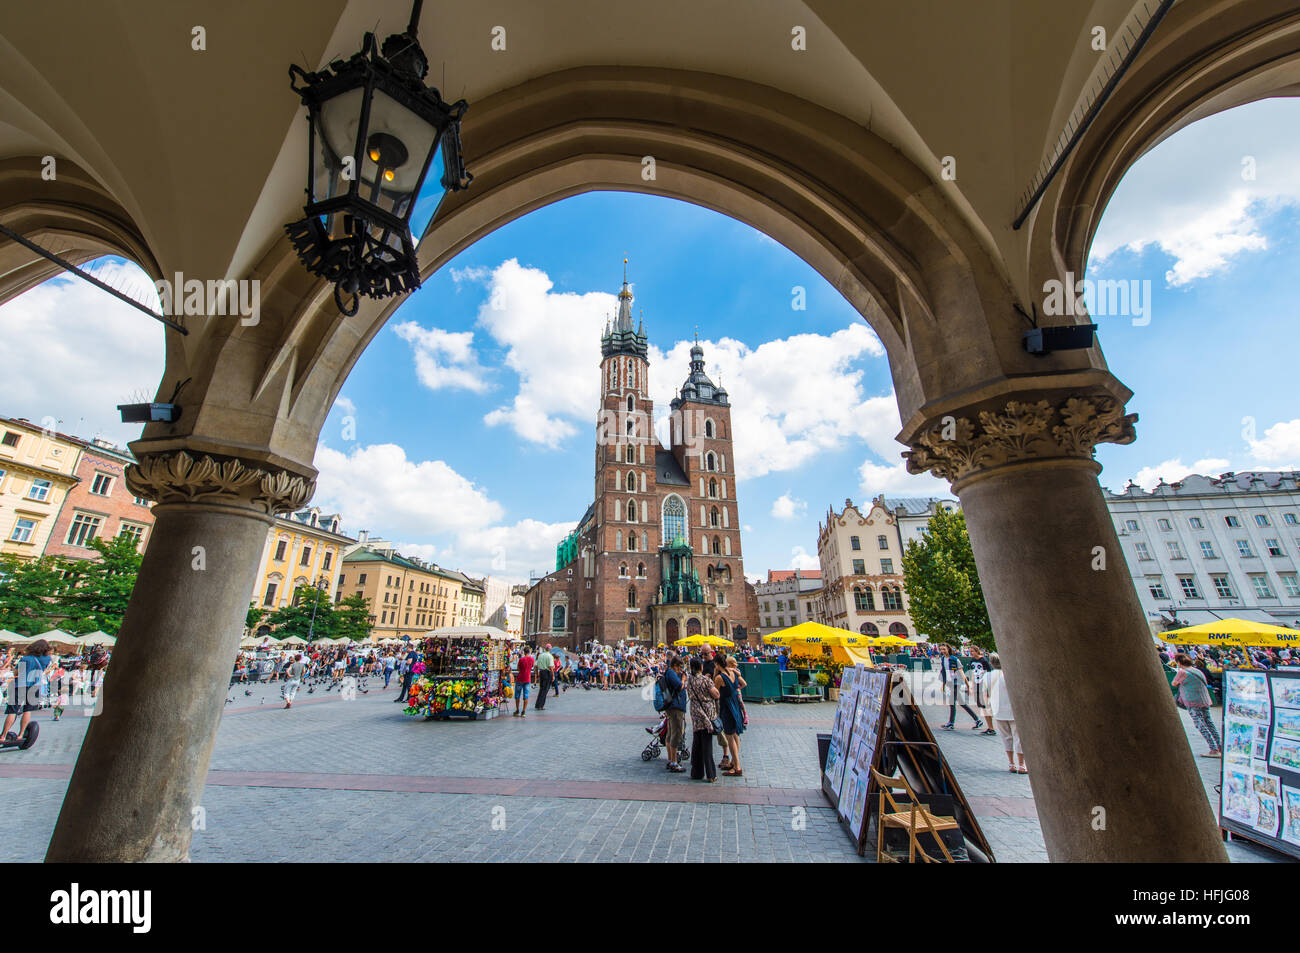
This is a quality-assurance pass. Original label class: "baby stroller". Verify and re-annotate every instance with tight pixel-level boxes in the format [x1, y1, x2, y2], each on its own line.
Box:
[641, 714, 689, 762]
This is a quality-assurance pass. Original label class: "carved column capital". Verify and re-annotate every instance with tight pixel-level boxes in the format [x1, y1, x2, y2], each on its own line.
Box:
[902, 394, 1137, 489]
[125, 450, 316, 515]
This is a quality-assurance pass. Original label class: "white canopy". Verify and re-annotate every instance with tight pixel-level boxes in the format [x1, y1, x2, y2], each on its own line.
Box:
[426, 625, 513, 642]
[281, 636, 309, 645]
[0, 630, 32, 643]
[37, 628, 80, 645]
[79, 631, 115, 645]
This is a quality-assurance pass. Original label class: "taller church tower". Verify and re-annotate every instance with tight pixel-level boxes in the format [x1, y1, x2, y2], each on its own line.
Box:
[593, 261, 656, 641]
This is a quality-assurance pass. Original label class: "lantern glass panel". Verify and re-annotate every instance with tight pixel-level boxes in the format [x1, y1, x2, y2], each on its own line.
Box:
[407, 143, 447, 242]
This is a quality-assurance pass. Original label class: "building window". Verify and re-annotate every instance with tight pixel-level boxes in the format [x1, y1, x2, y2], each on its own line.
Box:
[66, 513, 102, 547]
[300, 545, 312, 566]
[704, 419, 714, 438]
[0, 431, 19, 447]
[1188, 517, 1203, 529]
[1199, 541, 1217, 559]
[263, 582, 278, 606]
[880, 558, 894, 574]
[1177, 576, 1200, 599]
[90, 473, 113, 496]
[1280, 573, 1300, 599]
[619, 562, 628, 578]
[1166, 542, 1184, 560]
[1210, 575, 1235, 600]
[626, 472, 636, 492]
[28, 479, 52, 502]
[322, 552, 332, 570]
[711, 536, 721, 556]
[133, 495, 149, 506]
[1125, 520, 1139, 532]
[274, 539, 287, 561]
[850, 536, 861, 550]
[626, 498, 638, 523]
[1251, 575, 1276, 599]
[625, 444, 635, 463]
[551, 605, 566, 630]
[1147, 577, 1167, 600]
[637, 562, 645, 578]
[1266, 538, 1284, 557]
[661, 495, 685, 544]
[708, 478, 717, 499]
[9, 518, 35, 543]
[710, 506, 719, 528]
[1236, 539, 1255, 558]
[1134, 542, 1151, 560]
[1225, 516, 1241, 527]
[627, 586, 637, 608]
[358, 574, 367, 585]
[627, 534, 638, 552]
[1284, 513, 1298, 526]
[626, 395, 634, 412]
[777, 616, 785, 627]
[705, 452, 716, 471]
[851, 559, 865, 575]
[1255, 514, 1270, 527]
[877, 535, 888, 550]
[882, 587, 903, 610]
[854, 588, 874, 612]
[1157, 518, 1171, 531]
[118, 522, 145, 548]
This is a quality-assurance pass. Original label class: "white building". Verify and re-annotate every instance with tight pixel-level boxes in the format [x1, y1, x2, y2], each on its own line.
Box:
[1104, 471, 1300, 633]
[815, 497, 914, 638]
[754, 569, 823, 637]
[886, 497, 960, 548]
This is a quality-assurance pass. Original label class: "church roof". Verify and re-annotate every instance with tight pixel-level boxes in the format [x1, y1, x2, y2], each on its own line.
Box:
[669, 336, 728, 408]
[600, 261, 648, 359]
[655, 448, 689, 486]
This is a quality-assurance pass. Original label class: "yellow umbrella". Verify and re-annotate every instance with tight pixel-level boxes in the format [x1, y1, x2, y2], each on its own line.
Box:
[673, 634, 735, 647]
[764, 621, 866, 645]
[1160, 618, 1300, 647]
[870, 634, 914, 647]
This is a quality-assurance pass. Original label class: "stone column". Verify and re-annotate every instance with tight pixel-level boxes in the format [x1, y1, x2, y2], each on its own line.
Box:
[904, 393, 1227, 862]
[46, 451, 313, 862]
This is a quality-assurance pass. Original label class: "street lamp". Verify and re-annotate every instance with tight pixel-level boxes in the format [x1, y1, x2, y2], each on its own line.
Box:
[284, 0, 471, 315]
[306, 576, 329, 642]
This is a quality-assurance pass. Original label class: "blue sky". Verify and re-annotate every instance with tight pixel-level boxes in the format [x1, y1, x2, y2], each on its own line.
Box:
[3, 99, 1299, 584]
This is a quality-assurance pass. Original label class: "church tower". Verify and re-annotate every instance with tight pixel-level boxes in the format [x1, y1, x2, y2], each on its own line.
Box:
[594, 261, 656, 642]
[669, 336, 749, 638]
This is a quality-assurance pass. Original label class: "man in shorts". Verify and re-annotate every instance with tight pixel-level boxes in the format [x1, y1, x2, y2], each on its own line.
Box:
[282, 653, 307, 709]
[3, 639, 51, 741]
[513, 646, 535, 717]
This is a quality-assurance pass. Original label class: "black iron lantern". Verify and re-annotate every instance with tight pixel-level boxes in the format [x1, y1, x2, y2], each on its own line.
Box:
[285, 0, 470, 315]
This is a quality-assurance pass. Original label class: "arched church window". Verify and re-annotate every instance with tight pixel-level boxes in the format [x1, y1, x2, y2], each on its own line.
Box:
[708, 479, 717, 499]
[706, 452, 716, 471]
[627, 586, 637, 608]
[626, 498, 637, 522]
[626, 471, 636, 491]
[710, 506, 719, 527]
[707, 566, 714, 581]
[627, 394, 634, 412]
[637, 562, 646, 577]
[662, 495, 685, 543]
[625, 444, 635, 463]
[615, 530, 622, 550]
[641, 532, 648, 551]
[705, 419, 714, 438]
[712, 535, 721, 555]
[619, 562, 628, 578]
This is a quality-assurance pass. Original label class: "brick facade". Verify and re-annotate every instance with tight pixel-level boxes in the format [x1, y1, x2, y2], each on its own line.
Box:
[524, 273, 757, 648]
[46, 439, 154, 559]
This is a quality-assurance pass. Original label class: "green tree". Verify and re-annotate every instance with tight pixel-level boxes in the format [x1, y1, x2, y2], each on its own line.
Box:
[0, 554, 68, 634]
[901, 508, 995, 650]
[58, 535, 143, 634]
[333, 592, 373, 642]
[246, 603, 266, 634]
[263, 584, 337, 641]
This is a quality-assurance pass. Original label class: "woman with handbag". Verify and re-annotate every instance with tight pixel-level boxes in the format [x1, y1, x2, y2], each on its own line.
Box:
[686, 657, 721, 782]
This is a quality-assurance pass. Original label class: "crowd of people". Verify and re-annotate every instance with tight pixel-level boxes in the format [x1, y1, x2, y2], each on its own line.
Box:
[0, 639, 110, 741]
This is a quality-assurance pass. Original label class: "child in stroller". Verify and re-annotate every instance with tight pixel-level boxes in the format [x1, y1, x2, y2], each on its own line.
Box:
[641, 713, 689, 762]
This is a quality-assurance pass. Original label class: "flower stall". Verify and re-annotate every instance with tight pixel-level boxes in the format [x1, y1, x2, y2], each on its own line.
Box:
[404, 625, 517, 721]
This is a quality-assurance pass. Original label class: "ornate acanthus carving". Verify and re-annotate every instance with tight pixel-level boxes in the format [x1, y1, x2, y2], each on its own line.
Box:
[125, 450, 316, 515]
[903, 395, 1137, 485]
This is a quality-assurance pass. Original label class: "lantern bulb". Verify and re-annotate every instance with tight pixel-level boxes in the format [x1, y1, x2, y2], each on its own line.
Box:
[384, 169, 395, 182]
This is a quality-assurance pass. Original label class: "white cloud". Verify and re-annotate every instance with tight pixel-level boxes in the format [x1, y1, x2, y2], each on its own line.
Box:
[313, 443, 503, 536]
[790, 545, 819, 571]
[771, 492, 807, 520]
[393, 322, 491, 393]
[1089, 98, 1300, 286]
[858, 459, 950, 496]
[440, 518, 575, 584]
[1130, 457, 1232, 490]
[0, 260, 165, 446]
[333, 395, 357, 417]
[649, 324, 897, 480]
[1248, 418, 1300, 469]
[474, 259, 616, 445]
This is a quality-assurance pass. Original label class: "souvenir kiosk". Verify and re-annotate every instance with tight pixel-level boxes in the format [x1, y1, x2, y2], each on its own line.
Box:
[404, 625, 517, 721]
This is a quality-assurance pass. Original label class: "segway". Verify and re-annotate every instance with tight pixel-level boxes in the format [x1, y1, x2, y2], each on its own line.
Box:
[0, 722, 38, 751]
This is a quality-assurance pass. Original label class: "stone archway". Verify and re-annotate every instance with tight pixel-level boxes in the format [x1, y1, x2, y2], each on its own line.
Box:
[7, 14, 1264, 862]
[686, 618, 701, 638]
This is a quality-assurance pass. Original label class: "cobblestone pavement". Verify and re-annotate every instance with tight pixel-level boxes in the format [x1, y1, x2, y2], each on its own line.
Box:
[0, 672, 1289, 862]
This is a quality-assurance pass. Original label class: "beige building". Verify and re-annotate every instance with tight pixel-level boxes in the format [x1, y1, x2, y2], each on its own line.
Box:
[816, 497, 915, 639]
[0, 417, 82, 562]
[339, 539, 466, 639]
[250, 507, 353, 613]
[754, 569, 823, 638]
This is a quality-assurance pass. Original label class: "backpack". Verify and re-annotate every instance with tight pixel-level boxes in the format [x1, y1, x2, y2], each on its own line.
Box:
[653, 677, 668, 712]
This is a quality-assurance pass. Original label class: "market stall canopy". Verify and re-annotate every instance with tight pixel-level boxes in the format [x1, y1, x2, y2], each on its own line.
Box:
[429, 625, 513, 641]
[763, 621, 863, 645]
[673, 634, 735, 647]
[281, 636, 308, 645]
[78, 631, 115, 645]
[37, 628, 80, 646]
[1159, 618, 1300, 648]
[0, 630, 32, 643]
[869, 635, 914, 647]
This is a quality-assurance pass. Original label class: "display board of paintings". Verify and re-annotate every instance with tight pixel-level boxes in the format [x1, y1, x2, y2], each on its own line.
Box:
[821, 665, 890, 837]
[1219, 668, 1300, 857]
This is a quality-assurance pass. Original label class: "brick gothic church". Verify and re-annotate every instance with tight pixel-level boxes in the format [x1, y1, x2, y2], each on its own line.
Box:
[524, 269, 759, 649]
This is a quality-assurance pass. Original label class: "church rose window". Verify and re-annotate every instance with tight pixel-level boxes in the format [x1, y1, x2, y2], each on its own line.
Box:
[662, 495, 685, 542]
